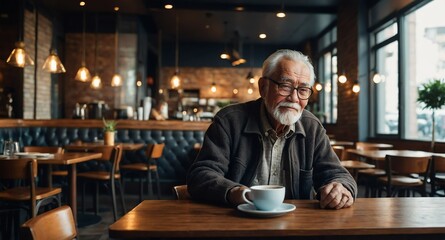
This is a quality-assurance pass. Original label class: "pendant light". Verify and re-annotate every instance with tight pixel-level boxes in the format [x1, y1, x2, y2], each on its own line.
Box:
[90, 14, 101, 89]
[170, 15, 180, 89]
[246, 44, 255, 84]
[111, 8, 122, 87]
[220, 21, 230, 60]
[352, 80, 360, 93]
[6, 0, 34, 68]
[338, 72, 347, 83]
[42, 16, 66, 73]
[75, 6, 91, 82]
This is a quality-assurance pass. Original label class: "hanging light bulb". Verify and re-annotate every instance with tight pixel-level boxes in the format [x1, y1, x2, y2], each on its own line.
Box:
[75, 6, 91, 82]
[42, 49, 66, 73]
[315, 82, 323, 91]
[75, 67, 91, 82]
[338, 73, 347, 83]
[111, 7, 123, 87]
[90, 14, 101, 89]
[7, 41, 35, 67]
[171, 15, 181, 89]
[352, 81, 360, 93]
[211, 82, 217, 93]
[220, 21, 231, 60]
[233, 89, 238, 95]
[90, 75, 102, 89]
[171, 72, 180, 89]
[246, 71, 255, 84]
[372, 73, 382, 84]
[247, 86, 254, 94]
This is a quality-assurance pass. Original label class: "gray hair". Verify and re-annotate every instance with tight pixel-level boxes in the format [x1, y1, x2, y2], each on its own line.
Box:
[262, 49, 316, 85]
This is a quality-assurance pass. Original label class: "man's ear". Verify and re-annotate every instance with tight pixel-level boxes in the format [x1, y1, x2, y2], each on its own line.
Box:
[258, 77, 267, 97]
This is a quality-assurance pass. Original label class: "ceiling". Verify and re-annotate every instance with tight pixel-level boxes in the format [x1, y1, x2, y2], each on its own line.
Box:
[40, 0, 341, 46]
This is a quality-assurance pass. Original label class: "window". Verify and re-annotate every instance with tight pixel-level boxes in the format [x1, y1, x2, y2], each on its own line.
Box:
[370, 0, 445, 142]
[403, 0, 445, 142]
[316, 26, 338, 124]
[371, 22, 398, 135]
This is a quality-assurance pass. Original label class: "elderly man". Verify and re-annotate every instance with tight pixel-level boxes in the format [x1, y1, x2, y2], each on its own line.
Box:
[187, 49, 356, 209]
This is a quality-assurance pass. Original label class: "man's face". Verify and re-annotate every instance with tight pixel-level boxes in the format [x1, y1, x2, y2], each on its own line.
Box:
[260, 59, 311, 126]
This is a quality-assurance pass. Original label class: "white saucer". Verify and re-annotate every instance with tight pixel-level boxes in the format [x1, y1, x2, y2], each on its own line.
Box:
[237, 203, 296, 217]
[14, 152, 54, 158]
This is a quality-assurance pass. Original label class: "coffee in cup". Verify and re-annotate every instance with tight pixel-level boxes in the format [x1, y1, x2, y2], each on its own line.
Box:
[241, 185, 285, 211]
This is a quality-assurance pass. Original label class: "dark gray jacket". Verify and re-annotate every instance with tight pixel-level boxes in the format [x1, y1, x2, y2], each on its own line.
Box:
[187, 99, 357, 205]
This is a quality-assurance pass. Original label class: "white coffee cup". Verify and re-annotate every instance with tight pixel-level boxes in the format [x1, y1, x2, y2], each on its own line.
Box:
[241, 185, 285, 211]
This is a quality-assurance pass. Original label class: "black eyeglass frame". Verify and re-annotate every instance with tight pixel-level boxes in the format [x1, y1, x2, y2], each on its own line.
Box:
[263, 76, 313, 100]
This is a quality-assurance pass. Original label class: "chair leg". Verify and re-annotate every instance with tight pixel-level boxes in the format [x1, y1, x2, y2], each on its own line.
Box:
[110, 179, 118, 221]
[139, 175, 144, 202]
[94, 182, 99, 216]
[118, 179, 126, 214]
[147, 170, 154, 199]
[82, 180, 86, 215]
[155, 170, 161, 199]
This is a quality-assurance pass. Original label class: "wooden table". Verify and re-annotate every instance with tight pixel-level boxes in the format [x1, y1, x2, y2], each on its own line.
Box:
[65, 142, 145, 151]
[356, 142, 394, 150]
[109, 198, 445, 239]
[346, 149, 441, 161]
[37, 152, 102, 222]
[330, 140, 354, 147]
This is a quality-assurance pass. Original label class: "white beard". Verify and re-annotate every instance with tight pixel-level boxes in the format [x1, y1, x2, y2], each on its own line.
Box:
[266, 101, 302, 125]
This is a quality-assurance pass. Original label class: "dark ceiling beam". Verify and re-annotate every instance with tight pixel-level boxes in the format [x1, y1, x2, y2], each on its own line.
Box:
[144, 2, 337, 14]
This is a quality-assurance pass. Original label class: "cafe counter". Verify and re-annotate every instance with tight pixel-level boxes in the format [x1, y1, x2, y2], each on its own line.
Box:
[0, 119, 211, 184]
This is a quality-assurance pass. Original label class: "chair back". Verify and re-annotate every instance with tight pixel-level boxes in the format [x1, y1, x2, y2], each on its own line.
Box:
[0, 158, 38, 216]
[332, 146, 344, 160]
[20, 205, 77, 240]
[173, 185, 190, 200]
[93, 145, 114, 161]
[433, 155, 445, 173]
[385, 155, 431, 175]
[111, 144, 123, 174]
[146, 143, 165, 159]
[23, 146, 64, 154]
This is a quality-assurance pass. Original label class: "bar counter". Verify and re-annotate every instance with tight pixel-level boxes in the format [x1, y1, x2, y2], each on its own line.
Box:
[0, 119, 211, 131]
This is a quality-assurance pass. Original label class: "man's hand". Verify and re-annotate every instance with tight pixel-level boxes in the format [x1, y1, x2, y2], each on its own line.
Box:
[227, 186, 250, 206]
[318, 182, 353, 209]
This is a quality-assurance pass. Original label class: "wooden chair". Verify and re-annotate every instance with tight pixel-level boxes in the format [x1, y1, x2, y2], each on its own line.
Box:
[20, 205, 77, 240]
[355, 143, 386, 197]
[332, 146, 345, 160]
[333, 146, 375, 182]
[173, 185, 190, 200]
[121, 143, 165, 201]
[0, 158, 61, 218]
[377, 154, 431, 197]
[431, 155, 445, 196]
[77, 144, 126, 221]
[23, 146, 66, 180]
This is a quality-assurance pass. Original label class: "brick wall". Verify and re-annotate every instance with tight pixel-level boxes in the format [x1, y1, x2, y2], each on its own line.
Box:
[64, 32, 137, 118]
[23, 9, 52, 119]
[160, 67, 261, 103]
[329, 0, 359, 141]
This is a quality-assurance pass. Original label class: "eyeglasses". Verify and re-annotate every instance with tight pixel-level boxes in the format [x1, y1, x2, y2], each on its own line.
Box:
[264, 77, 313, 100]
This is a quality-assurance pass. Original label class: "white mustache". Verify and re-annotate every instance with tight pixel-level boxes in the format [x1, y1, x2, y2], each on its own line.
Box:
[277, 102, 301, 111]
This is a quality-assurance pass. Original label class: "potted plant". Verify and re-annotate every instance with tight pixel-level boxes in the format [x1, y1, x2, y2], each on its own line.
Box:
[103, 118, 117, 146]
[417, 79, 445, 152]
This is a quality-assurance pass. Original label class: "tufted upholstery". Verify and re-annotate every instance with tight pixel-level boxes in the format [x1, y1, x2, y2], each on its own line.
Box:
[0, 126, 205, 184]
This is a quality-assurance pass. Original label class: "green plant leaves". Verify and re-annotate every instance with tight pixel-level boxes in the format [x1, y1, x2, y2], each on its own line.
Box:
[417, 79, 445, 110]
